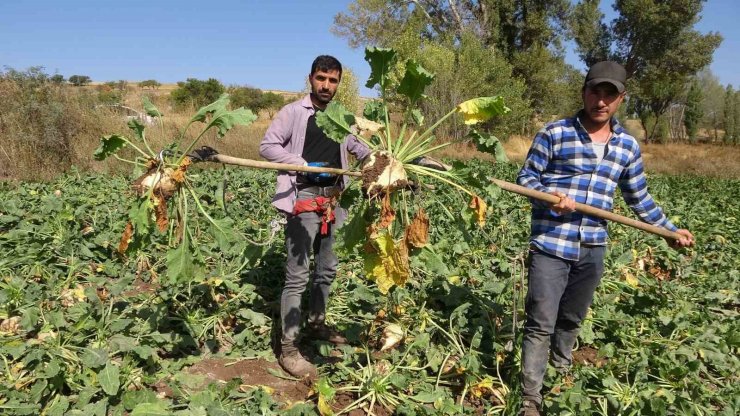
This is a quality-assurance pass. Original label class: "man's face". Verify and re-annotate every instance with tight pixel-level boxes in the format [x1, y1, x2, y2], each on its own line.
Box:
[309, 69, 341, 106]
[582, 83, 625, 125]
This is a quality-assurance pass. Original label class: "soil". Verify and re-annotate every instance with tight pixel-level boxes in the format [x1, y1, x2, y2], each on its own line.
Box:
[572, 346, 607, 368]
[181, 357, 313, 404]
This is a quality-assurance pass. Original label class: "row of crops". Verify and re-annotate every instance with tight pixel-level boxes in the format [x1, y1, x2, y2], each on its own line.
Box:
[1, 161, 738, 415]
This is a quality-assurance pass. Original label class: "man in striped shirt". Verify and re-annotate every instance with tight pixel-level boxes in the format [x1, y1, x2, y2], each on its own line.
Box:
[516, 61, 694, 416]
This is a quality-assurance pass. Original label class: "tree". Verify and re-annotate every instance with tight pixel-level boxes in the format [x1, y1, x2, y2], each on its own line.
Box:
[724, 86, 736, 144]
[139, 79, 161, 89]
[260, 92, 285, 119]
[333, 68, 362, 114]
[68, 75, 91, 86]
[50, 74, 65, 85]
[170, 78, 225, 110]
[696, 68, 725, 141]
[683, 80, 703, 143]
[229, 86, 265, 113]
[333, 0, 576, 117]
[572, 0, 722, 142]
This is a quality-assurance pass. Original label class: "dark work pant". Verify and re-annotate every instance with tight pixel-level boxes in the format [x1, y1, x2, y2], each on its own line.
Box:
[281, 192, 337, 346]
[521, 245, 605, 405]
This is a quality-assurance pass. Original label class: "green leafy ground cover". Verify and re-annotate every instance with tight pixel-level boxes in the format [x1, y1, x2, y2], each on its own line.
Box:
[0, 162, 738, 415]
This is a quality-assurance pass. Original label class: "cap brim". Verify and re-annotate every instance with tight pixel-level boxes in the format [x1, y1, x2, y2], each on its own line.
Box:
[586, 78, 625, 93]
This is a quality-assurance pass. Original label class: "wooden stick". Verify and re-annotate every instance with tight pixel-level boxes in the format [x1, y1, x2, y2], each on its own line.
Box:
[491, 178, 683, 241]
[209, 154, 362, 177]
[199, 152, 682, 241]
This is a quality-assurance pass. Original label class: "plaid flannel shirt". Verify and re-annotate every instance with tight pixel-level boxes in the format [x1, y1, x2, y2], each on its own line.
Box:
[516, 113, 677, 261]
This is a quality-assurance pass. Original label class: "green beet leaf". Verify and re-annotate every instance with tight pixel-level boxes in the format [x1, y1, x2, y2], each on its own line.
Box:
[142, 95, 163, 118]
[206, 107, 258, 139]
[364, 47, 397, 90]
[127, 119, 145, 141]
[315, 101, 356, 143]
[93, 134, 127, 161]
[190, 93, 230, 123]
[397, 59, 435, 104]
[166, 231, 194, 283]
[130, 401, 170, 416]
[468, 129, 508, 162]
[98, 362, 120, 396]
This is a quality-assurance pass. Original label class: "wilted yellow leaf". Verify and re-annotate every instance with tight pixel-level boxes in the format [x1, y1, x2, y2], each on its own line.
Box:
[364, 231, 410, 294]
[318, 395, 334, 416]
[456, 96, 510, 125]
[624, 272, 639, 288]
[469, 195, 487, 227]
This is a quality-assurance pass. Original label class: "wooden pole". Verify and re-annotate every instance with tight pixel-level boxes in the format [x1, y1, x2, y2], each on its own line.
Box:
[209, 154, 362, 177]
[490, 178, 683, 241]
[198, 153, 682, 241]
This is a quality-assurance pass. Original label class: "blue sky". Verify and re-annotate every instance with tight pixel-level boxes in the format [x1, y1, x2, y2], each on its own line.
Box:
[1, 1, 737, 97]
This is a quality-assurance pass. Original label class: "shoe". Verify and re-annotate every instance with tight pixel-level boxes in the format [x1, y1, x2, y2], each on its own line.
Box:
[519, 400, 541, 416]
[278, 345, 317, 379]
[306, 322, 348, 345]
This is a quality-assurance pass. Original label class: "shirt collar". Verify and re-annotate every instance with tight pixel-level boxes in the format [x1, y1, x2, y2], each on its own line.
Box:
[574, 110, 625, 143]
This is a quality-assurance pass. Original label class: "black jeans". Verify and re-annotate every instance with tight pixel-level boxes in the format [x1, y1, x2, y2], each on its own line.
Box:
[521, 245, 605, 405]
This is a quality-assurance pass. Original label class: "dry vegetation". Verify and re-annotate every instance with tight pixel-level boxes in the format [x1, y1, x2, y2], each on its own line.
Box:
[1, 82, 738, 181]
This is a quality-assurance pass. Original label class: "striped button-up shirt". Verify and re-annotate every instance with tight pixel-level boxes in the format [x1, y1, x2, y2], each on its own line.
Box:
[516, 113, 677, 261]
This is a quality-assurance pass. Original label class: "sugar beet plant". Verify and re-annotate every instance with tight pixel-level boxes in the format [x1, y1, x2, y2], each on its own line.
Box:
[93, 94, 257, 283]
[316, 47, 510, 295]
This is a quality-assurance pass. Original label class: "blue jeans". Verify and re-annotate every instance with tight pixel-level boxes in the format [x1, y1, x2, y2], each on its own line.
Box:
[280, 191, 338, 347]
[521, 245, 605, 405]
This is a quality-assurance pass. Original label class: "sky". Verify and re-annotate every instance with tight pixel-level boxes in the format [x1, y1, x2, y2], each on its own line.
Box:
[1, 1, 737, 97]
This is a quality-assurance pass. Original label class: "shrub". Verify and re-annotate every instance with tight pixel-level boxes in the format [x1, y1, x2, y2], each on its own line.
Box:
[68, 75, 92, 86]
[171, 78, 225, 111]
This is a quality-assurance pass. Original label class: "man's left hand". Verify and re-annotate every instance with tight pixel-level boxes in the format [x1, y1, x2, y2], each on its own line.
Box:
[668, 229, 694, 249]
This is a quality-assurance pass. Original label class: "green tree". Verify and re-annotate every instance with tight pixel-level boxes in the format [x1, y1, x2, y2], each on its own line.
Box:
[171, 78, 225, 110]
[724, 86, 736, 144]
[572, 0, 722, 143]
[139, 79, 161, 89]
[683, 80, 703, 143]
[260, 92, 285, 119]
[696, 68, 725, 141]
[734, 90, 740, 145]
[68, 75, 91, 86]
[50, 74, 65, 85]
[333, 0, 575, 118]
[229, 86, 266, 113]
[333, 68, 362, 114]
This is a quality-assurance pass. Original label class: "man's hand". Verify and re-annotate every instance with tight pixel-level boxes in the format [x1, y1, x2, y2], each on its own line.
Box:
[667, 229, 694, 249]
[551, 191, 576, 215]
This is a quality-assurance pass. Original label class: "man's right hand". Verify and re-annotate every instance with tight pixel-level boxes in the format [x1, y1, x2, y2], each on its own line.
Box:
[551, 191, 576, 215]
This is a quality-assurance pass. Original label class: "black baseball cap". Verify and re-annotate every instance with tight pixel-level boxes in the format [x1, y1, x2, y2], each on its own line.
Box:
[585, 61, 626, 93]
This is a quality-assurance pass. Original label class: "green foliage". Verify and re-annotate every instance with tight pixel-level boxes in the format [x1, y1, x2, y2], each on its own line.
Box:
[138, 79, 161, 89]
[170, 78, 225, 110]
[573, 0, 722, 142]
[1, 163, 738, 414]
[68, 75, 91, 86]
[724, 86, 737, 144]
[332, 67, 361, 115]
[683, 81, 703, 142]
[49, 74, 65, 84]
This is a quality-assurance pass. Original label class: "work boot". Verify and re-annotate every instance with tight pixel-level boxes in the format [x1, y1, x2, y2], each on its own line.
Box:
[519, 400, 541, 416]
[278, 343, 317, 379]
[306, 322, 348, 345]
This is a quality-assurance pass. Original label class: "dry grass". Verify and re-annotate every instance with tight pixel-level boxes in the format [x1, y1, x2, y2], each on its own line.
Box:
[2, 79, 738, 181]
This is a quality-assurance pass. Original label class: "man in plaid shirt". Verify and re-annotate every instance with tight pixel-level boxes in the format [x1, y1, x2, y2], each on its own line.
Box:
[516, 61, 694, 416]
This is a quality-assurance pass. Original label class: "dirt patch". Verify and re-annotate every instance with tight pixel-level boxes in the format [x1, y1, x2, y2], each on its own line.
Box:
[185, 358, 312, 404]
[572, 346, 607, 368]
[121, 278, 160, 297]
